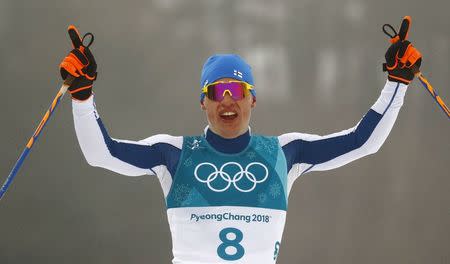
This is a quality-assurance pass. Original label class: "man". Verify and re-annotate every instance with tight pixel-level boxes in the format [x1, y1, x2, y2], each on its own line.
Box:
[61, 18, 421, 263]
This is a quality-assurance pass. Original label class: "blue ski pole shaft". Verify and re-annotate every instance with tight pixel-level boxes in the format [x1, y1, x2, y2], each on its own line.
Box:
[0, 77, 73, 201]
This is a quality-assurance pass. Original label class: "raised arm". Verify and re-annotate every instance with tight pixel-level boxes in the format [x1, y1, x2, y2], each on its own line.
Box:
[59, 26, 181, 197]
[72, 96, 182, 178]
[279, 80, 406, 192]
[279, 17, 422, 194]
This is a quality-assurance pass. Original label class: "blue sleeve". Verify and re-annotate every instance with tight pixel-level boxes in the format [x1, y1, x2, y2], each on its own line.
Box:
[282, 109, 382, 173]
[279, 81, 405, 176]
[72, 95, 183, 177]
[96, 118, 181, 177]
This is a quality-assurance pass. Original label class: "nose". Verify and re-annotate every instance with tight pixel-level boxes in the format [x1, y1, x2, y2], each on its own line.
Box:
[220, 93, 234, 105]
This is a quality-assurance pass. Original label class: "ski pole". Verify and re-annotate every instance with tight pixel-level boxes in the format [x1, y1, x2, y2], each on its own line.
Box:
[0, 76, 74, 201]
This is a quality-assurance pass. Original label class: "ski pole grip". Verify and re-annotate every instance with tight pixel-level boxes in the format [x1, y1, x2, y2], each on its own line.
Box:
[64, 75, 75, 86]
[411, 65, 421, 76]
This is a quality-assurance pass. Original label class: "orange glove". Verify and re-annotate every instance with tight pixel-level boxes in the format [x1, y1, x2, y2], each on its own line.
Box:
[382, 16, 422, 85]
[59, 25, 97, 100]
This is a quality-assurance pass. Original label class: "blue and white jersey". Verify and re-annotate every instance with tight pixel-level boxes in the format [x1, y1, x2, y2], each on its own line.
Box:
[72, 80, 407, 263]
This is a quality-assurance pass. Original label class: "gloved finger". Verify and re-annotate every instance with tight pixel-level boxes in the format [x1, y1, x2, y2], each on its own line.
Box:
[82, 70, 97, 81]
[70, 49, 89, 66]
[60, 60, 83, 76]
[82, 47, 95, 65]
[60, 67, 78, 80]
[401, 46, 422, 67]
[385, 41, 403, 69]
[68, 25, 83, 49]
[397, 40, 411, 58]
[60, 61, 81, 79]
[385, 53, 397, 70]
[60, 51, 87, 77]
[398, 16, 411, 41]
[80, 47, 97, 80]
[63, 54, 86, 71]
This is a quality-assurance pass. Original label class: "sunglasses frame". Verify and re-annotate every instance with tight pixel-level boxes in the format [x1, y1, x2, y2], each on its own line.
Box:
[202, 81, 254, 101]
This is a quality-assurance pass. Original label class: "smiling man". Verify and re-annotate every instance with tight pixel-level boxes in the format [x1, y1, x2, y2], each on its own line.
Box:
[200, 55, 257, 139]
[62, 18, 422, 263]
[201, 76, 255, 139]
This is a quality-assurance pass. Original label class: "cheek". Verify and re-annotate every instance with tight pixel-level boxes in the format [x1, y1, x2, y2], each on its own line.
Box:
[207, 109, 217, 121]
[239, 98, 253, 118]
[242, 107, 251, 119]
[203, 101, 218, 120]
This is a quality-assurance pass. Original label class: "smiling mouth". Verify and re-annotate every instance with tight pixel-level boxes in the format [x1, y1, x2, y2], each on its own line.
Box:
[219, 111, 238, 121]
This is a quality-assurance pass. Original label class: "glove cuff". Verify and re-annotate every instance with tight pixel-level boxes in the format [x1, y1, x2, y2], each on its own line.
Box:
[388, 74, 411, 85]
[70, 86, 92, 101]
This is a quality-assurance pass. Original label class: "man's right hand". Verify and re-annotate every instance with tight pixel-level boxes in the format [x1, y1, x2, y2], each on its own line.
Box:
[60, 25, 97, 101]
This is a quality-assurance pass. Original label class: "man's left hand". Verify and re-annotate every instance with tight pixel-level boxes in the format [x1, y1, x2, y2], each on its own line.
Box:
[383, 16, 422, 85]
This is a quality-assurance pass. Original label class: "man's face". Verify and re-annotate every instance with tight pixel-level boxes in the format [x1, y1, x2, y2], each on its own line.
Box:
[201, 78, 256, 139]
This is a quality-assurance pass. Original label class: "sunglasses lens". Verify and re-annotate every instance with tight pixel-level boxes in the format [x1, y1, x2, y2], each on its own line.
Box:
[206, 82, 248, 101]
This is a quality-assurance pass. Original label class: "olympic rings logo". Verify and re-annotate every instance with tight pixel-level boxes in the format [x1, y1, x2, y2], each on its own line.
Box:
[194, 162, 269, 193]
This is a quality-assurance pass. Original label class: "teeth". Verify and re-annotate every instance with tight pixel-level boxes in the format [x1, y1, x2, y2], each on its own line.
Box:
[221, 112, 236, 116]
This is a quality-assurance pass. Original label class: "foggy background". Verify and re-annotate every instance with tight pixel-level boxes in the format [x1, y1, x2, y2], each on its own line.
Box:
[0, 0, 449, 263]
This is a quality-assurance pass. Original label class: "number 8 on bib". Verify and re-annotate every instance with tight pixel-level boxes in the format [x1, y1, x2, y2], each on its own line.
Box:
[217, 227, 245, 261]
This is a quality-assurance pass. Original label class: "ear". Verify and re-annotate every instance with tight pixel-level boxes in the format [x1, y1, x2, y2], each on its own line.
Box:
[200, 101, 206, 111]
[251, 96, 256, 108]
